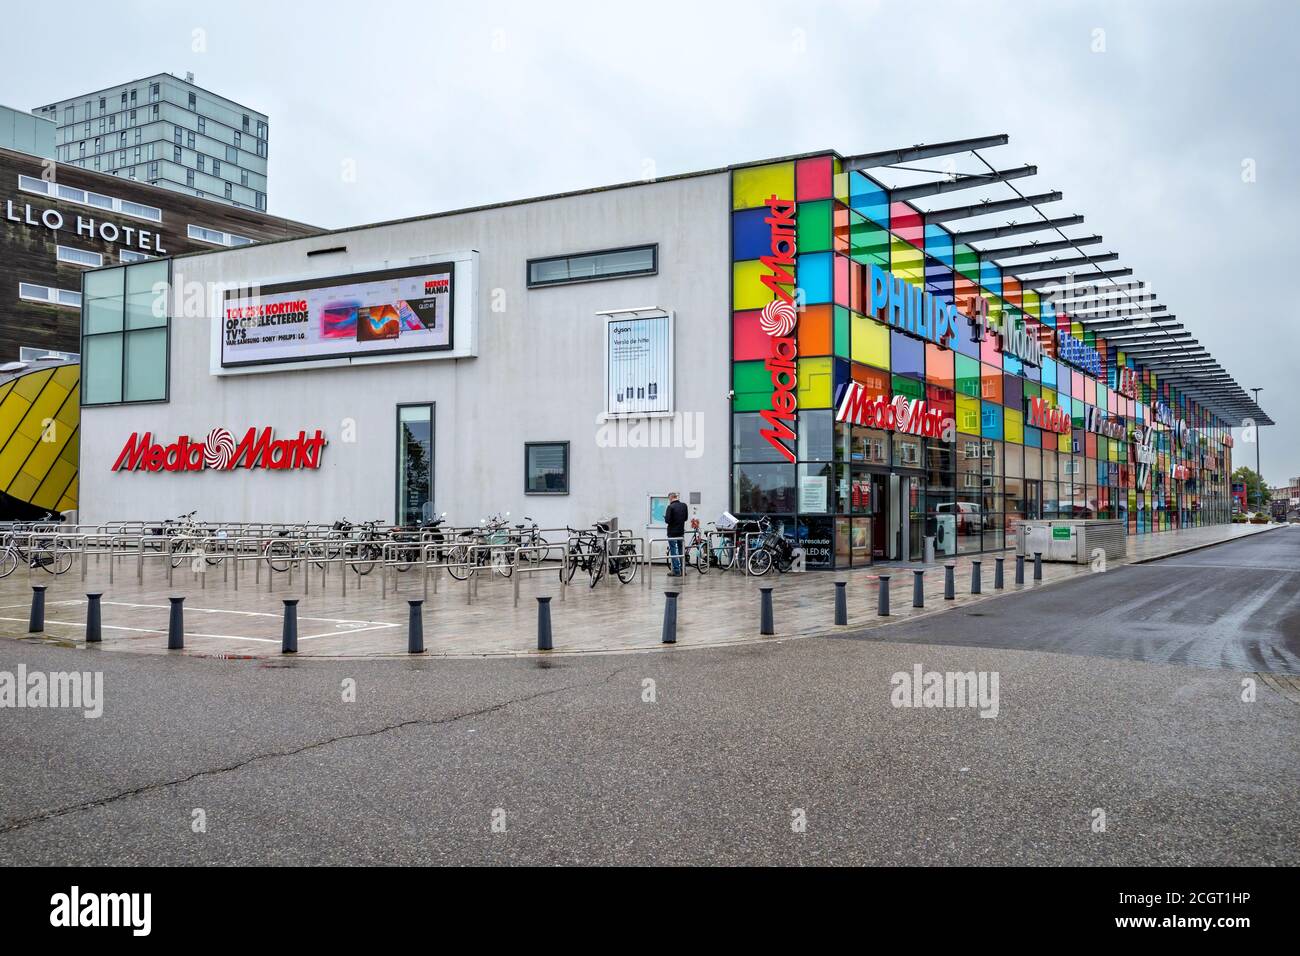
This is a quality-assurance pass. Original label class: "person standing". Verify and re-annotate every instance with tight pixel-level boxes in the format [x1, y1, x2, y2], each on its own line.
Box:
[664, 492, 688, 576]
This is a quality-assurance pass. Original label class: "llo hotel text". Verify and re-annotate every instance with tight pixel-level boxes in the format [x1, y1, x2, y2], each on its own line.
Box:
[77, 135, 1270, 569]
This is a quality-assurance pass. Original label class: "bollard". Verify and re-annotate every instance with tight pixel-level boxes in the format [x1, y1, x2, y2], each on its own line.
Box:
[971, 559, 982, 594]
[759, 586, 774, 635]
[912, 568, 925, 608]
[85, 592, 103, 643]
[1015, 554, 1025, 586]
[944, 563, 955, 600]
[407, 599, 424, 654]
[167, 597, 184, 650]
[536, 596, 553, 651]
[281, 599, 299, 654]
[1033, 551, 1043, 581]
[28, 585, 47, 632]
[661, 591, 679, 644]
[994, 556, 1005, 590]
[834, 580, 848, 625]
[877, 575, 891, 616]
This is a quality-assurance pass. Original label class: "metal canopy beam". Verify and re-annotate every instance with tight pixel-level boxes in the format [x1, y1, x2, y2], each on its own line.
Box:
[1005, 252, 1119, 274]
[843, 134, 1010, 170]
[1077, 317, 1178, 332]
[947, 215, 1085, 244]
[1027, 267, 1132, 288]
[1068, 303, 1167, 318]
[924, 191, 1063, 223]
[1098, 326, 1187, 341]
[973, 235, 1102, 259]
[891, 164, 1038, 202]
[1049, 290, 1155, 308]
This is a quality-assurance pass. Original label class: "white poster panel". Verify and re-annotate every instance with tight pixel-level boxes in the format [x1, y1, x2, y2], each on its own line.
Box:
[221, 263, 454, 368]
[606, 313, 672, 416]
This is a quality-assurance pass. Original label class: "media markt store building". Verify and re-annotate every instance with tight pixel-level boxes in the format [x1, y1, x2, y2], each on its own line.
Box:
[727, 150, 1241, 570]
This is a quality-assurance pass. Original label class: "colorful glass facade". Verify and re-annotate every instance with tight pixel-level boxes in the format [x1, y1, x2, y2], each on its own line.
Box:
[730, 153, 1235, 568]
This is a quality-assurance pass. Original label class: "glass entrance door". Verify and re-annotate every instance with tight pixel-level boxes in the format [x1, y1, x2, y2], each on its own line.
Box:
[397, 404, 434, 526]
[1025, 479, 1041, 520]
[886, 474, 926, 561]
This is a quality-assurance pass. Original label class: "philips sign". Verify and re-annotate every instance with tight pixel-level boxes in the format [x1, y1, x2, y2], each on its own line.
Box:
[1056, 332, 1101, 377]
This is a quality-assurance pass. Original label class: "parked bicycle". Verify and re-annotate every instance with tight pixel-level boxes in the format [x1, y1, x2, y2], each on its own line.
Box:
[745, 516, 796, 575]
[446, 512, 515, 579]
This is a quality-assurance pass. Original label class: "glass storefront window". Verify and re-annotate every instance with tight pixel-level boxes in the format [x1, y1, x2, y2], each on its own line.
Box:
[797, 462, 833, 514]
[798, 409, 835, 462]
[850, 426, 888, 465]
[734, 463, 796, 513]
[893, 432, 923, 469]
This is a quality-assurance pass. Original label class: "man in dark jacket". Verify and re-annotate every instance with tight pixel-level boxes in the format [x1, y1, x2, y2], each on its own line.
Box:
[664, 492, 688, 576]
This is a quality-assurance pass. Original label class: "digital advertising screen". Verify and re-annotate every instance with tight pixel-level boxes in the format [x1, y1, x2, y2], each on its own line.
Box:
[221, 263, 455, 368]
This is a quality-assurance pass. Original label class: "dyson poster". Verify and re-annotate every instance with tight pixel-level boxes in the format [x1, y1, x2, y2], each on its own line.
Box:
[606, 314, 672, 416]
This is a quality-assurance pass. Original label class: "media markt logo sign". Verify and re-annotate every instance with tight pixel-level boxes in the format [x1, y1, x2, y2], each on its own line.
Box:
[111, 426, 327, 473]
[756, 194, 799, 463]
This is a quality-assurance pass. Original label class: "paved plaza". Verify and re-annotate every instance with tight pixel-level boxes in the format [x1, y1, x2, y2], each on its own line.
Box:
[0, 523, 1282, 658]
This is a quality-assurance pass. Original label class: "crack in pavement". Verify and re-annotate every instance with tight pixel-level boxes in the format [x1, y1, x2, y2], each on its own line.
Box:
[0, 664, 630, 836]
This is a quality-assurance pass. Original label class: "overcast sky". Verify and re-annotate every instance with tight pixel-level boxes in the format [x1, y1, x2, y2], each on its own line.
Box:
[7, 0, 1298, 485]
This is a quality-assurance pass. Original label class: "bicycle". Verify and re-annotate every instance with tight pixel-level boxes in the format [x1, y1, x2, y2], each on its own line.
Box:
[447, 513, 515, 580]
[169, 512, 222, 569]
[681, 518, 710, 574]
[585, 523, 639, 588]
[745, 516, 796, 576]
[560, 525, 602, 584]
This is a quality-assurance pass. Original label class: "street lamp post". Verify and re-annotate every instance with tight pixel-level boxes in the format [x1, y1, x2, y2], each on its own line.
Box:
[1250, 387, 1263, 514]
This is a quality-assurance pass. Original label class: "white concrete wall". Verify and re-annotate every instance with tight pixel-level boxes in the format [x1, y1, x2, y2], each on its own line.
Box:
[80, 173, 733, 536]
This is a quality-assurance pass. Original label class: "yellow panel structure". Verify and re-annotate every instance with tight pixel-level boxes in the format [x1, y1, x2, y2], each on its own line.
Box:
[0, 360, 79, 518]
[732, 162, 795, 211]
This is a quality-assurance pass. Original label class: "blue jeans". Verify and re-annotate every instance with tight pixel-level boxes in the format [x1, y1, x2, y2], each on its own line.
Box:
[668, 537, 683, 574]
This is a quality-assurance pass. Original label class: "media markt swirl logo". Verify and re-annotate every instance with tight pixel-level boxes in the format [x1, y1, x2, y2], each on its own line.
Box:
[203, 427, 236, 469]
[759, 299, 797, 337]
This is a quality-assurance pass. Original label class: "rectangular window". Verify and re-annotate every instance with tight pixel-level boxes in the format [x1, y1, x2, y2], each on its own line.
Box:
[186, 131, 195, 148]
[174, 125, 182, 144]
[187, 224, 252, 246]
[174, 145, 182, 163]
[525, 442, 569, 495]
[120, 250, 153, 263]
[19, 282, 81, 308]
[527, 244, 657, 287]
[186, 169, 195, 187]
[396, 404, 435, 525]
[188, 92, 196, 109]
[224, 182, 233, 200]
[80, 260, 170, 405]
[197, 116, 206, 134]
[233, 131, 241, 148]
[57, 245, 104, 268]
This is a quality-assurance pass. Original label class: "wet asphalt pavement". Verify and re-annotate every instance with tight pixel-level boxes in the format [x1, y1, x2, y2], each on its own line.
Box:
[0, 529, 1295, 865]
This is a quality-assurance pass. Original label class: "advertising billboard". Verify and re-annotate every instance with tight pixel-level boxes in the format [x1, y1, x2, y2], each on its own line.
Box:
[221, 263, 454, 368]
[605, 313, 672, 416]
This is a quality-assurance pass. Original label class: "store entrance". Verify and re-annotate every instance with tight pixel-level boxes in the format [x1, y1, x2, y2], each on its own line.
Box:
[886, 473, 925, 562]
[1025, 479, 1041, 520]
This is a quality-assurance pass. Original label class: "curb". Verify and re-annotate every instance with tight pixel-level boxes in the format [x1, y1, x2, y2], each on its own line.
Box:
[1131, 524, 1286, 565]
